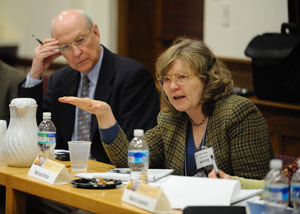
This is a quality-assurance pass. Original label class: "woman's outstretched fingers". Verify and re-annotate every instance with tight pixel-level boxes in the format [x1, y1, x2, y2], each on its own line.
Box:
[58, 96, 78, 105]
[59, 96, 116, 129]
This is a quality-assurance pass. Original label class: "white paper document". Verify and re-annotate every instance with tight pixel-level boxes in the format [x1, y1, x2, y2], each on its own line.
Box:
[75, 168, 174, 182]
[232, 189, 262, 204]
[150, 175, 262, 209]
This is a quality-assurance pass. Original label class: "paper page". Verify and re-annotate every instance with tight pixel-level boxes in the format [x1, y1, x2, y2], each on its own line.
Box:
[231, 189, 262, 204]
[150, 176, 262, 209]
[148, 169, 174, 182]
[54, 149, 69, 154]
[76, 172, 130, 181]
[154, 175, 241, 209]
[110, 168, 174, 182]
[233, 195, 261, 206]
[75, 169, 174, 182]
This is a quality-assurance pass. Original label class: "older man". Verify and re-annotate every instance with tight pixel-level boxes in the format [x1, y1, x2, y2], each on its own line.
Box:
[19, 9, 160, 163]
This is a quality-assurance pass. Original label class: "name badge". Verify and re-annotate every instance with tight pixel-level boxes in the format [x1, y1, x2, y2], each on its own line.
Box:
[194, 147, 214, 169]
[28, 155, 72, 185]
[122, 181, 171, 213]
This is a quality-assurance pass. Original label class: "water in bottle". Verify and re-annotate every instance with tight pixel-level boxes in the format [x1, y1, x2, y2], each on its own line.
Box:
[128, 129, 149, 186]
[291, 160, 300, 213]
[263, 159, 289, 214]
[38, 112, 56, 159]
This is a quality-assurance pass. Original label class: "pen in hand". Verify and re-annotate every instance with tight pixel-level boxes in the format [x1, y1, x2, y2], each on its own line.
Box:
[32, 34, 43, 45]
[211, 155, 220, 178]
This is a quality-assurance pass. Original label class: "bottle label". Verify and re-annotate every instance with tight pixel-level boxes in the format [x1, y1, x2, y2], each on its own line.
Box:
[264, 184, 289, 201]
[38, 132, 56, 144]
[291, 184, 300, 200]
[128, 151, 149, 164]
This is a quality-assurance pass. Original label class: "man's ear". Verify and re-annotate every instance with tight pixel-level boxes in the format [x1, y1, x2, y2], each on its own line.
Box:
[93, 24, 100, 43]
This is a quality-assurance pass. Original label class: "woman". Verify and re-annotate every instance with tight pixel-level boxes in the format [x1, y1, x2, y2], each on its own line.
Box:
[59, 38, 273, 180]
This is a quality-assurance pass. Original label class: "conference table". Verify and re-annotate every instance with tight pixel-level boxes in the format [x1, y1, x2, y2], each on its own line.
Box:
[0, 160, 181, 214]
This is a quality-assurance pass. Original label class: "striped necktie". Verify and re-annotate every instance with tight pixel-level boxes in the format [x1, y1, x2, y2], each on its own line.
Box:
[77, 75, 90, 141]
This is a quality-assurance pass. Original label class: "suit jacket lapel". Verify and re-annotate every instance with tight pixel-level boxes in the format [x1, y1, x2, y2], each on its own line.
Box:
[60, 71, 80, 142]
[164, 113, 188, 175]
[177, 114, 189, 175]
[91, 46, 114, 137]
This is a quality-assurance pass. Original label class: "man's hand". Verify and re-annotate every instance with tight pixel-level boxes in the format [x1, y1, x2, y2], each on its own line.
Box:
[30, 39, 62, 80]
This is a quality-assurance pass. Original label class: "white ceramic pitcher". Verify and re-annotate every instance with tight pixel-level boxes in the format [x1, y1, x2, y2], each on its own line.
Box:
[2, 98, 40, 167]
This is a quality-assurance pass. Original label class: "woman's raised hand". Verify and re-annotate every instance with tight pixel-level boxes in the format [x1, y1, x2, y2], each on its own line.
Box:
[59, 96, 116, 129]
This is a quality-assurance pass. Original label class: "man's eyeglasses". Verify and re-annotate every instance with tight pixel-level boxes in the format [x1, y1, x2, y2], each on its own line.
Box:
[157, 73, 196, 87]
[59, 30, 91, 53]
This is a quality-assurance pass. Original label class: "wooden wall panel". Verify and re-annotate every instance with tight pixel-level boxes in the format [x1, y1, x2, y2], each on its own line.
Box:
[161, 0, 204, 48]
[118, 0, 204, 75]
[118, 0, 158, 74]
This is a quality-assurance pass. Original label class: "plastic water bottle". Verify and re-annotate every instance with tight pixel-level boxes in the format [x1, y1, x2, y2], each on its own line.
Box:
[37, 112, 56, 159]
[128, 129, 149, 185]
[291, 160, 300, 213]
[263, 159, 289, 214]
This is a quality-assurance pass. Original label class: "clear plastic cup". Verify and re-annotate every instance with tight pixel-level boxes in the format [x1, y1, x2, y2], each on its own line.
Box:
[68, 141, 91, 171]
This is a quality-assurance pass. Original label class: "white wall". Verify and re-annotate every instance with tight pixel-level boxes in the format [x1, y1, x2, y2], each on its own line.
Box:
[0, 0, 118, 62]
[0, 0, 289, 61]
[204, 0, 288, 59]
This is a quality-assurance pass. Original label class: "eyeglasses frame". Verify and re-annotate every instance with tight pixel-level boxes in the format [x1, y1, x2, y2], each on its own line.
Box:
[58, 28, 92, 54]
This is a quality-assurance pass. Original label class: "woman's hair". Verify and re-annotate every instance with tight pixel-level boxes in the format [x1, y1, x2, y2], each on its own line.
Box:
[156, 37, 234, 116]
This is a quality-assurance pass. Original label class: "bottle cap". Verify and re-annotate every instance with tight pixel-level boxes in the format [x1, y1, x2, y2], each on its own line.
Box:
[43, 112, 51, 119]
[270, 159, 282, 169]
[133, 129, 144, 137]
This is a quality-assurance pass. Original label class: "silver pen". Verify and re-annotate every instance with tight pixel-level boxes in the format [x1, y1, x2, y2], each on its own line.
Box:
[211, 155, 220, 178]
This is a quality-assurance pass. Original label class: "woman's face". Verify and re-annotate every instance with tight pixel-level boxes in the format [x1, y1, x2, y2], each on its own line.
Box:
[163, 58, 204, 115]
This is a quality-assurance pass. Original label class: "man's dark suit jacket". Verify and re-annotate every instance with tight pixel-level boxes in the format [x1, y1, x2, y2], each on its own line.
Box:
[19, 46, 160, 163]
